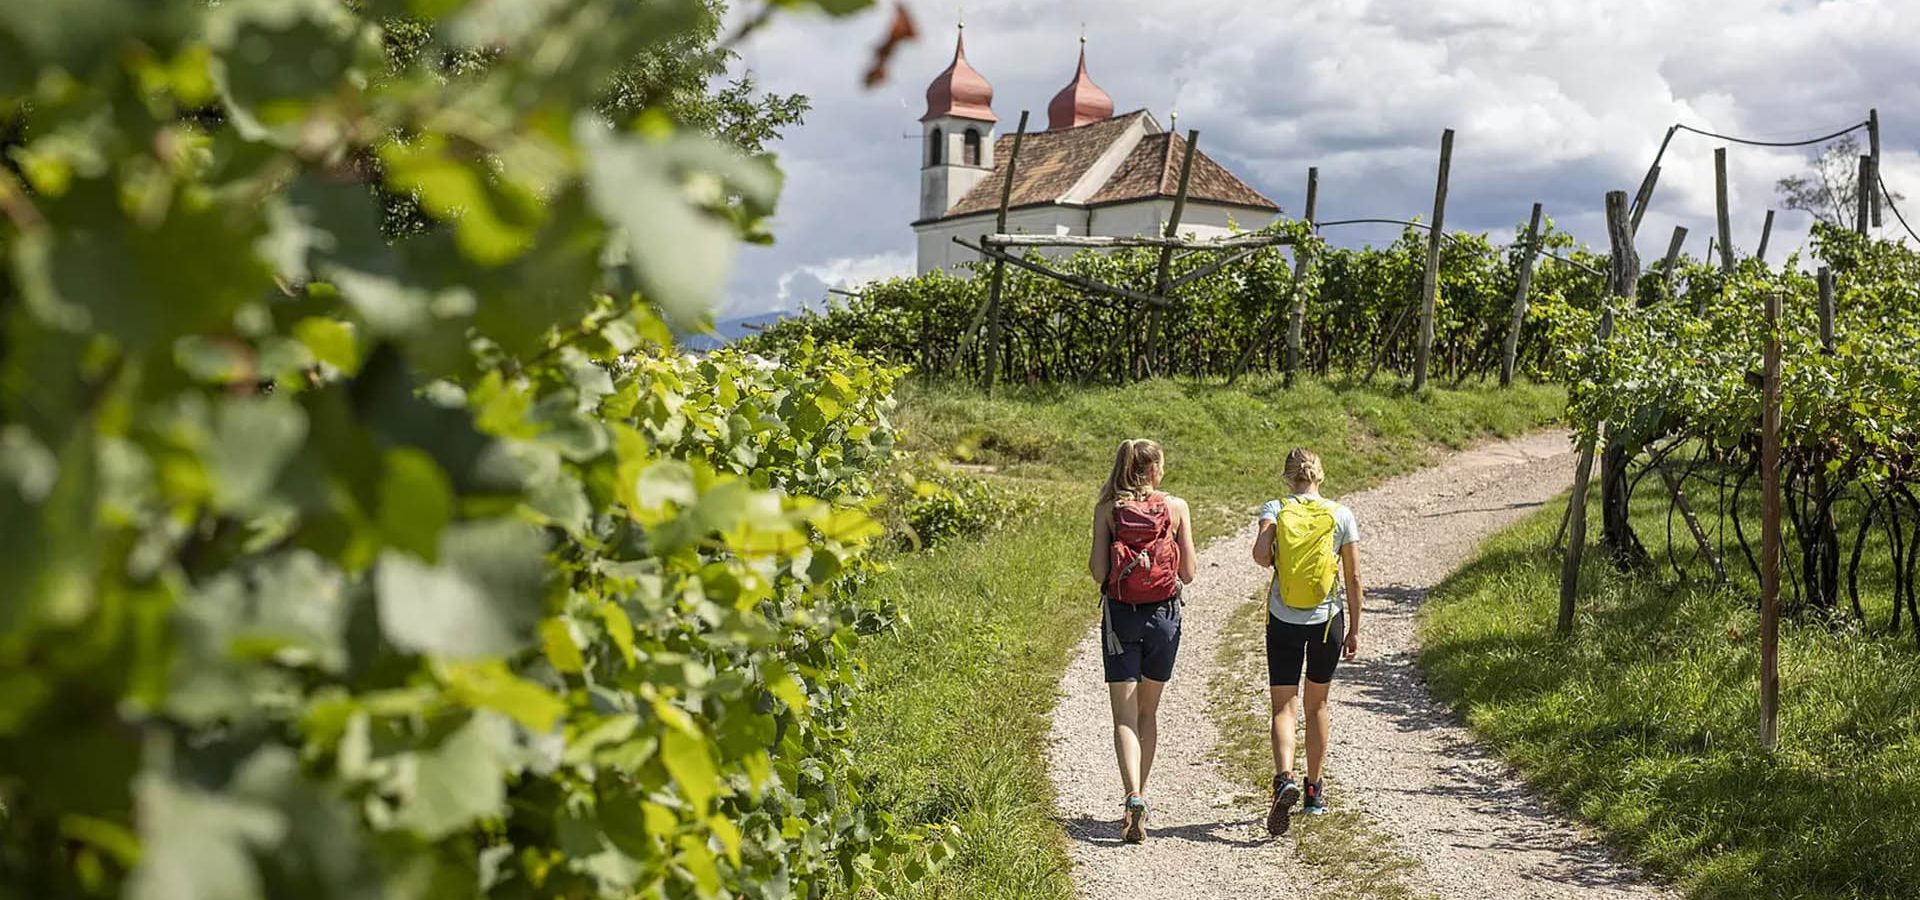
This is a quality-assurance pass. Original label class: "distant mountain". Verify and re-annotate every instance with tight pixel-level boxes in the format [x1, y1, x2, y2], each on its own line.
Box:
[678, 311, 791, 351]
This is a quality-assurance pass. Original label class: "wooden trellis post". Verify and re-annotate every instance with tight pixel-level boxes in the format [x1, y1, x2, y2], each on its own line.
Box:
[1413, 128, 1453, 392]
[1662, 225, 1688, 298]
[1285, 166, 1319, 387]
[1559, 190, 1634, 634]
[1629, 164, 1661, 236]
[1856, 155, 1873, 237]
[1759, 290, 1783, 750]
[1756, 209, 1776, 264]
[1715, 147, 1735, 272]
[1500, 202, 1544, 387]
[981, 110, 1030, 396]
[1869, 108, 1882, 228]
[1143, 129, 1200, 379]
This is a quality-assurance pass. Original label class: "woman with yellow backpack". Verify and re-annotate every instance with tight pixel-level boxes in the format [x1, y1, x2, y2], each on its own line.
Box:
[1251, 448, 1364, 836]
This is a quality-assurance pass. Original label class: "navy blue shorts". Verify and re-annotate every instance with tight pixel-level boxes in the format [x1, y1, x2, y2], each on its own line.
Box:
[1102, 596, 1182, 683]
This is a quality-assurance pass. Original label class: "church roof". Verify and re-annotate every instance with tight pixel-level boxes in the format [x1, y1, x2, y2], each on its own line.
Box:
[927, 111, 1278, 223]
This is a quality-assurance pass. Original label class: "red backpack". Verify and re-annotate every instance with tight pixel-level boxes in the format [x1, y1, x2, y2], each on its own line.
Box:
[1106, 493, 1182, 604]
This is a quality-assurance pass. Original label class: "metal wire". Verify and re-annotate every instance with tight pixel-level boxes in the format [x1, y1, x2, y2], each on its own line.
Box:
[1315, 217, 1604, 277]
[1879, 171, 1920, 244]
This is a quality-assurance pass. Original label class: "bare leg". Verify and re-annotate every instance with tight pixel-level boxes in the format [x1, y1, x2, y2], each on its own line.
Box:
[1268, 684, 1299, 778]
[1302, 679, 1332, 783]
[1136, 679, 1167, 794]
[1108, 682, 1143, 798]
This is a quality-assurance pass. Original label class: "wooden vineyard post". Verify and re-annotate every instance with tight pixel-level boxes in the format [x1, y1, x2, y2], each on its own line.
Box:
[1413, 128, 1453, 392]
[980, 111, 1029, 395]
[1818, 266, 1835, 352]
[1662, 225, 1688, 298]
[1285, 166, 1319, 387]
[1757, 209, 1776, 264]
[1857, 155, 1873, 237]
[1869, 108, 1883, 228]
[1143, 129, 1200, 380]
[1715, 147, 1735, 272]
[1559, 190, 1634, 634]
[1629, 164, 1661, 236]
[1760, 290, 1783, 751]
[1558, 306, 1611, 634]
[1501, 202, 1544, 387]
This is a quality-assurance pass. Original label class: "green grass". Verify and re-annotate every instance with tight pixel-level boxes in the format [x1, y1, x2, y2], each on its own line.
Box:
[850, 374, 1566, 897]
[1208, 595, 1433, 900]
[1419, 483, 1920, 900]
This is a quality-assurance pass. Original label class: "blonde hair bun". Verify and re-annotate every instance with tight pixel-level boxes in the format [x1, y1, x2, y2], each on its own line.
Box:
[1284, 447, 1324, 490]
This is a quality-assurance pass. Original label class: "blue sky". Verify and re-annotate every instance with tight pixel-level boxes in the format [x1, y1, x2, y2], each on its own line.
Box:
[722, 0, 1919, 317]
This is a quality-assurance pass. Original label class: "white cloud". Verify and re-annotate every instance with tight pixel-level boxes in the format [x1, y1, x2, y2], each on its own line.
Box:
[722, 0, 1920, 312]
[751, 251, 915, 315]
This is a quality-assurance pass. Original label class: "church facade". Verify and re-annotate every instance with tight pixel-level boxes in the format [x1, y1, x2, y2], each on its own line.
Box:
[912, 29, 1281, 276]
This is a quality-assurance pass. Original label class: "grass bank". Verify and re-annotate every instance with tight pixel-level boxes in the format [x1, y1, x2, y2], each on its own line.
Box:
[852, 374, 1565, 897]
[1419, 489, 1920, 899]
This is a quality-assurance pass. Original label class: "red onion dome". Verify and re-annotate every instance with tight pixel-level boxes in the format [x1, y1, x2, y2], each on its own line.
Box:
[922, 28, 996, 123]
[1047, 41, 1114, 130]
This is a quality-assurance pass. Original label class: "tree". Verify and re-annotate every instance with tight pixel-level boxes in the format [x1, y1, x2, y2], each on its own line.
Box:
[1775, 134, 1902, 230]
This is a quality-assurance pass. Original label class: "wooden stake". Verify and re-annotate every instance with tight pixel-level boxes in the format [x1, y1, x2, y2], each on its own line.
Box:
[1818, 266, 1835, 353]
[1629, 164, 1661, 236]
[955, 238, 1174, 309]
[1715, 147, 1734, 272]
[1501, 202, 1544, 387]
[1143, 129, 1200, 380]
[1759, 290, 1783, 751]
[1856, 154, 1873, 237]
[1757, 209, 1776, 264]
[981, 111, 1029, 395]
[1662, 225, 1688, 294]
[1285, 166, 1320, 387]
[1558, 305, 1611, 635]
[1413, 128, 1453, 392]
[1870, 108, 1883, 229]
[1660, 466, 1728, 583]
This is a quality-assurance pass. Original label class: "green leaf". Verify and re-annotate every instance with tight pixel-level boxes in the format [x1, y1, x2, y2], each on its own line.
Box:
[540, 616, 586, 674]
[207, 396, 309, 514]
[389, 713, 518, 839]
[659, 729, 723, 819]
[378, 448, 453, 562]
[294, 317, 361, 374]
[376, 518, 549, 660]
[127, 770, 287, 900]
[443, 660, 566, 732]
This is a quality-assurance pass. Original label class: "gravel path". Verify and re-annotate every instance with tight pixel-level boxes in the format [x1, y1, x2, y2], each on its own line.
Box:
[1046, 431, 1673, 899]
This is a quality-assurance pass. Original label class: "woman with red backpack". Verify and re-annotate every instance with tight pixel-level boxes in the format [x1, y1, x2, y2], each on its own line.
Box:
[1089, 438, 1197, 843]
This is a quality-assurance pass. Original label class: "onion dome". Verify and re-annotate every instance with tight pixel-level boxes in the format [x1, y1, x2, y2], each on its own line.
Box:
[922, 26, 996, 123]
[1047, 39, 1114, 130]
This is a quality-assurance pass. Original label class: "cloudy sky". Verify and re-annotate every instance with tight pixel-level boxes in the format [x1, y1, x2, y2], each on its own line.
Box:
[720, 0, 1919, 317]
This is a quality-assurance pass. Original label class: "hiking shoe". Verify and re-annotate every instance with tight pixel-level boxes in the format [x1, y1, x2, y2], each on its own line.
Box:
[1303, 779, 1329, 816]
[1266, 774, 1301, 836]
[1122, 795, 1148, 843]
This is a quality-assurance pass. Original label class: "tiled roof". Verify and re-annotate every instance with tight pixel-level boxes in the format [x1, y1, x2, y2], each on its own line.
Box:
[933, 111, 1278, 221]
[1086, 132, 1278, 211]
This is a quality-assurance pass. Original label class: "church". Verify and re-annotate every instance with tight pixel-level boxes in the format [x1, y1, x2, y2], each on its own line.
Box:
[913, 27, 1281, 276]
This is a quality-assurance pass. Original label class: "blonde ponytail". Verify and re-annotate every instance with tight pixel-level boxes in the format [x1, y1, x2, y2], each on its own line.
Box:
[1098, 439, 1164, 506]
[1284, 447, 1324, 492]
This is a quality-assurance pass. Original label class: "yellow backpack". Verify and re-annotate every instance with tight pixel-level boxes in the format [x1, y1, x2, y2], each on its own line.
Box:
[1270, 496, 1339, 609]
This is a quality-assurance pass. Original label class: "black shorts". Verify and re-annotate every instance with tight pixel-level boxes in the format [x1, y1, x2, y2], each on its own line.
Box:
[1102, 596, 1181, 683]
[1266, 611, 1345, 687]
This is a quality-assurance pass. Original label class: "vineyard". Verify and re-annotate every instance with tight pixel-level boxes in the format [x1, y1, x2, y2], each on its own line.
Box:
[742, 221, 1610, 385]
[1565, 224, 1920, 640]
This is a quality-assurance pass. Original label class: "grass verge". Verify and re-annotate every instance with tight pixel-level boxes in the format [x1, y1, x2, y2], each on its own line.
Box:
[1419, 488, 1920, 899]
[851, 374, 1564, 897]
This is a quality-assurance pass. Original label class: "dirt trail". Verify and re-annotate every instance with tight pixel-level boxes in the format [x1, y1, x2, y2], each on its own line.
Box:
[1046, 431, 1673, 899]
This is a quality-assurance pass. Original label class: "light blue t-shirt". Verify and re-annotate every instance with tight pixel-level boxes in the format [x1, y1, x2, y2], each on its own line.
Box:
[1257, 494, 1360, 625]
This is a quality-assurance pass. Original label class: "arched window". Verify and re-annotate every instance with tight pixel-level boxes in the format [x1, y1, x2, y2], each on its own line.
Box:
[927, 128, 943, 166]
[963, 128, 982, 166]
